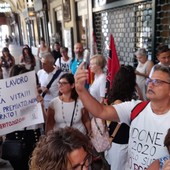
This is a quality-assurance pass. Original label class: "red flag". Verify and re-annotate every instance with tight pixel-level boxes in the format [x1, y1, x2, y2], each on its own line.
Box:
[106, 34, 120, 89]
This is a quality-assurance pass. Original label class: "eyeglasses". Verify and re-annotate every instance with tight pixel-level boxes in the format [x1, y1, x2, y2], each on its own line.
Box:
[58, 81, 69, 86]
[70, 154, 93, 170]
[146, 78, 170, 86]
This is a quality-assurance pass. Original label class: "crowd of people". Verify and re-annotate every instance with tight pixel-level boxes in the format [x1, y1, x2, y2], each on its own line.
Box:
[0, 38, 170, 170]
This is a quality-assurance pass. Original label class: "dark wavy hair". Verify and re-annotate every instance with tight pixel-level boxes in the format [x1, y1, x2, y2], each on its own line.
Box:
[22, 44, 35, 66]
[9, 64, 29, 77]
[107, 65, 136, 104]
[30, 127, 92, 170]
[2, 47, 13, 59]
[58, 73, 78, 101]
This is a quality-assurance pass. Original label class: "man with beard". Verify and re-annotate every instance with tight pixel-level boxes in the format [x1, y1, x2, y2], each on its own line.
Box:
[75, 63, 170, 170]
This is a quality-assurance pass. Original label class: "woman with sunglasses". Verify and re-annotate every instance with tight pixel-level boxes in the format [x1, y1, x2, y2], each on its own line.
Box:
[45, 73, 91, 135]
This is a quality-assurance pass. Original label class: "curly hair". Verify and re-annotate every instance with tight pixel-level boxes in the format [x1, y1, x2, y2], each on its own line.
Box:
[107, 65, 136, 104]
[29, 127, 91, 170]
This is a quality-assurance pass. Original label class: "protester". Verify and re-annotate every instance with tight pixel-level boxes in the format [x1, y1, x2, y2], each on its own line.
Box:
[135, 48, 154, 100]
[75, 63, 170, 170]
[37, 53, 64, 110]
[147, 128, 170, 170]
[55, 47, 71, 72]
[106, 65, 138, 170]
[37, 37, 51, 59]
[30, 127, 93, 170]
[149, 45, 170, 77]
[19, 44, 36, 70]
[70, 42, 84, 74]
[51, 41, 62, 62]
[46, 73, 91, 135]
[89, 54, 106, 104]
[0, 47, 15, 78]
[3, 65, 42, 170]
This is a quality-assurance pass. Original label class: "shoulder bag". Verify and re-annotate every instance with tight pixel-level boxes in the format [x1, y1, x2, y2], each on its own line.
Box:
[42, 69, 62, 97]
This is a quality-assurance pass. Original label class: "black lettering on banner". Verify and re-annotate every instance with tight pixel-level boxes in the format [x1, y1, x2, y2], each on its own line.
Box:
[0, 98, 6, 104]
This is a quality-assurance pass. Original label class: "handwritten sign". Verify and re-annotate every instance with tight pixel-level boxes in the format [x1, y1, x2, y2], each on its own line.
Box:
[0, 71, 44, 135]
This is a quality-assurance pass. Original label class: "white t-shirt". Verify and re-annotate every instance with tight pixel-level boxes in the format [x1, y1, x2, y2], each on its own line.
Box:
[114, 100, 170, 170]
[55, 57, 71, 72]
[49, 97, 86, 134]
[37, 68, 64, 109]
[89, 73, 106, 102]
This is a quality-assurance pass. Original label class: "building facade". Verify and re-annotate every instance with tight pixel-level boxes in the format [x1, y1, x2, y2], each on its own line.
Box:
[2, 0, 170, 66]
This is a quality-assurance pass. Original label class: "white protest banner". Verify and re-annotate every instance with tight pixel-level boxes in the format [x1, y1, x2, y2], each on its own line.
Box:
[0, 71, 44, 135]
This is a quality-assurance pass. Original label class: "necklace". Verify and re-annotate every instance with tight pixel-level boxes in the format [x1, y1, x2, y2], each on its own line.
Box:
[61, 99, 79, 126]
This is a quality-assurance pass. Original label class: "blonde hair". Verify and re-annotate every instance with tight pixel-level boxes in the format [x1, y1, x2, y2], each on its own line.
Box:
[90, 54, 106, 70]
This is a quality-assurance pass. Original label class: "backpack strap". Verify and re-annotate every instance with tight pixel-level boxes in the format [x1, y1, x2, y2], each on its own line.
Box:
[42, 69, 62, 98]
[130, 101, 149, 122]
[59, 57, 61, 68]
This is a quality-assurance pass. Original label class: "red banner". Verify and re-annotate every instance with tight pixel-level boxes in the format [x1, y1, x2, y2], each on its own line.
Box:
[106, 34, 120, 89]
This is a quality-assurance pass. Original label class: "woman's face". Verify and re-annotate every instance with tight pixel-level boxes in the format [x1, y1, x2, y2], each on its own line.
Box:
[90, 58, 100, 73]
[3, 51, 9, 56]
[40, 40, 45, 46]
[60, 49, 67, 57]
[58, 78, 74, 94]
[24, 48, 29, 55]
[67, 147, 92, 170]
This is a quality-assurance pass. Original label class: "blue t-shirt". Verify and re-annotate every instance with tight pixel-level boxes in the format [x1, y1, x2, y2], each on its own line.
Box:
[70, 58, 83, 75]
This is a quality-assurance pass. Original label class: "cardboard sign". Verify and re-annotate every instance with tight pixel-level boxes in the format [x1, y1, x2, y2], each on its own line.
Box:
[0, 71, 44, 135]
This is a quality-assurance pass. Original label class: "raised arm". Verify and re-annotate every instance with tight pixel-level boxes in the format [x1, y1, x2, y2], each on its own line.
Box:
[75, 62, 119, 122]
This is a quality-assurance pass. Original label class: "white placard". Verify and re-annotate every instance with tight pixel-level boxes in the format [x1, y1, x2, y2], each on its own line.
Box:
[0, 71, 44, 135]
